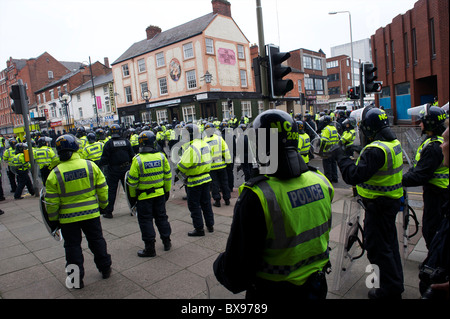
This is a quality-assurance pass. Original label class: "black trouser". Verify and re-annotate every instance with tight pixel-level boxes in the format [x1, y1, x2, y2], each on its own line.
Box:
[60, 217, 111, 280]
[210, 168, 230, 201]
[137, 195, 171, 243]
[362, 196, 404, 296]
[226, 163, 234, 191]
[422, 184, 447, 249]
[322, 157, 338, 182]
[186, 182, 214, 230]
[7, 167, 17, 192]
[15, 170, 34, 199]
[104, 166, 129, 214]
[40, 166, 50, 186]
[246, 271, 328, 300]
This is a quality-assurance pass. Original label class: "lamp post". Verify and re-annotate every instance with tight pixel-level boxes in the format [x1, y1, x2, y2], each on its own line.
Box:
[80, 56, 100, 128]
[59, 92, 72, 131]
[141, 89, 152, 123]
[329, 11, 355, 87]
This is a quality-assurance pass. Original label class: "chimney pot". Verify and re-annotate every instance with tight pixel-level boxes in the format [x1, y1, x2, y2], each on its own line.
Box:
[146, 25, 162, 40]
[212, 0, 231, 17]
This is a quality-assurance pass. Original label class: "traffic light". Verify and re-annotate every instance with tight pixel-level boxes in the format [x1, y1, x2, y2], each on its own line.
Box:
[9, 85, 23, 114]
[347, 86, 359, 100]
[363, 62, 382, 93]
[267, 44, 294, 98]
[227, 98, 232, 108]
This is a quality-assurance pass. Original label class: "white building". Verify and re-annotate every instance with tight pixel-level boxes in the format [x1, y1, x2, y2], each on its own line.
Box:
[70, 72, 118, 128]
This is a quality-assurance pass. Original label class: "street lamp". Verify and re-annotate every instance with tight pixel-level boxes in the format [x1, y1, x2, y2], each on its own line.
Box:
[141, 89, 152, 122]
[59, 92, 72, 131]
[329, 11, 355, 87]
[200, 71, 213, 84]
[80, 56, 100, 128]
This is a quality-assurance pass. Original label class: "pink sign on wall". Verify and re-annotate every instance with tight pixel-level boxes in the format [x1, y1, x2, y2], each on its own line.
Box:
[96, 96, 102, 110]
[218, 48, 236, 65]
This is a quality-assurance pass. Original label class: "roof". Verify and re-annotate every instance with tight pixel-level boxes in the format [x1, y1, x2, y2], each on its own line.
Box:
[112, 12, 217, 65]
[71, 72, 113, 94]
[34, 69, 82, 94]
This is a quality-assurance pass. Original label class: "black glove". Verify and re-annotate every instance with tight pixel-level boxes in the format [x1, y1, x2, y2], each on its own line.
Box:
[165, 192, 170, 202]
[330, 142, 346, 161]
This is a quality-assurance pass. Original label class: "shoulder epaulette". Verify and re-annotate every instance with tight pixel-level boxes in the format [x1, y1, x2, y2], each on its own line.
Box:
[244, 174, 269, 187]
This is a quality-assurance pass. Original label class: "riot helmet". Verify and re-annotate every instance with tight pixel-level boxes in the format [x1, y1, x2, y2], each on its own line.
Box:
[296, 120, 305, 133]
[87, 132, 96, 143]
[110, 124, 122, 138]
[138, 131, 157, 153]
[37, 137, 48, 147]
[15, 143, 27, 154]
[252, 109, 308, 179]
[55, 134, 79, 161]
[419, 104, 447, 135]
[342, 117, 356, 131]
[95, 128, 106, 140]
[360, 106, 393, 141]
[76, 126, 86, 138]
[184, 124, 201, 141]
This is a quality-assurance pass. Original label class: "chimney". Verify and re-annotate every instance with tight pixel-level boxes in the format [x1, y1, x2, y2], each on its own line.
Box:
[104, 57, 110, 68]
[146, 25, 162, 40]
[212, 0, 231, 17]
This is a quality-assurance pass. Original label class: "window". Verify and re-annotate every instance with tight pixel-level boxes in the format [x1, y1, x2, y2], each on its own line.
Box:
[156, 52, 165, 67]
[237, 45, 245, 59]
[412, 28, 418, 64]
[298, 80, 303, 92]
[305, 78, 314, 90]
[50, 90, 54, 100]
[241, 101, 252, 118]
[395, 82, 410, 96]
[51, 105, 56, 118]
[430, 18, 436, 57]
[385, 43, 390, 74]
[205, 38, 214, 54]
[122, 64, 130, 77]
[156, 109, 168, 123]
[314, 79, 324, 94]
[76, 94, 81, 102]
[48, 71, 53, 79]
[313, 58, 322, 70]
[125, 86, 132, 103]
[327, 73, 339, 82]
[222, 100, 234, 119]
[183, 43, 194, 59]
[122, 115, 135, 126]
[141, 112, 151, 123]
[79, 107, 83, 118]
[326, 60, 339, 68]
[103, 86, 108, 95]
[257, 101, 264, 114]
[182, 105, 196, 122]
[303, 56, 312, 69]
[140, 82, 148, 98]
[158, 77, 168, 95]
[186, 70, 197, 89]
[404, 33, 409, 67]
[240, 70, 247, 87]
[138, 59, 146, 73]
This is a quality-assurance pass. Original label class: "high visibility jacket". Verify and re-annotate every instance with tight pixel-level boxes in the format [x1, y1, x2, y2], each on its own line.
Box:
[3, 148, 16, 166]
[127, 152, 172, 201]
[340, 129, 356, 147]
[156, 131, 165, 142]
[130, 134, 139, 147]
[78, 136, 88, 149]
[177, 138, 212, 187]
[98, 138, 109, 145]
[415, 136, 449, 189]
[297, 132, 310, 164]
[165, 129, 176, 141]
[320, 125, 339, 153]
[45, 153, 108, 224]
[204, 134, 231, 170]
[34, 146, 56, 169]
[82, 141, 104, 163]
[239, 171, 334, 285]
[12, 153, 30, 171]
[356, 140, 404, 199]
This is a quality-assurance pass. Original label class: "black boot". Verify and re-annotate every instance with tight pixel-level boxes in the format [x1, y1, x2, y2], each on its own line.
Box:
[138, 240, 156, 257]
[188, 228, 205, 237]
[162, 238, 172, 251]
[213, 200, 221, 207]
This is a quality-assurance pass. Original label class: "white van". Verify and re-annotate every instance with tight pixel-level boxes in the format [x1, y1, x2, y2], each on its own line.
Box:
[335, 101, 356, 112]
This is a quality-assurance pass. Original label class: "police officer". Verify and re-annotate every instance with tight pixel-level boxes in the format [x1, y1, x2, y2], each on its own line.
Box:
[76, 126, 88, 149]
[340, 117, 357, 157]
[127, 131, 172, 257]
[34, 137, 57, 185]
[128, 128, 140, 154]
[332, 106, 404, 299]
[297, 120, 311, 164]
[99, 124, 135, 218]
[203, 122, 231, 207]
[319, 115, 339, 183]
[402, 105, 448, 248]
[82, 133, 104, 166]
[176, 124, 214, 236]
[214, 109, 333, 299]
[3, 138, 17, 193]
[45, 134, 111, 289]
[235, 123, 253, 182]
[12, 143, 35, 200]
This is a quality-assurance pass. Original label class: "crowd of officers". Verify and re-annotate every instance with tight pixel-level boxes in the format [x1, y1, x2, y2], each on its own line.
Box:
[0, 104, 448, 299]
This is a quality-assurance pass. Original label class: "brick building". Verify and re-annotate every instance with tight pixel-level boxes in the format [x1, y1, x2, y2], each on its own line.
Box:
[326, 55, 353, 104]
[112, 0, 261, 125]
[371, 0, 449, 123]
[0, 52, 76, 134]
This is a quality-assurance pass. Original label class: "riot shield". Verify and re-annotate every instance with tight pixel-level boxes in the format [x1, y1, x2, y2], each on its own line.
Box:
[124, 170, 137, 216]
[332, 198, 365, 291]
[39, 188, 62, 241]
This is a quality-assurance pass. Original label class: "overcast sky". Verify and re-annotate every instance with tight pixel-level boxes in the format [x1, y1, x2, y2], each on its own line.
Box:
[0, 0, 418, 67]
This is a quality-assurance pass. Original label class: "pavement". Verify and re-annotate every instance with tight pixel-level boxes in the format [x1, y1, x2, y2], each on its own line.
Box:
[0, 158, 427, 301]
